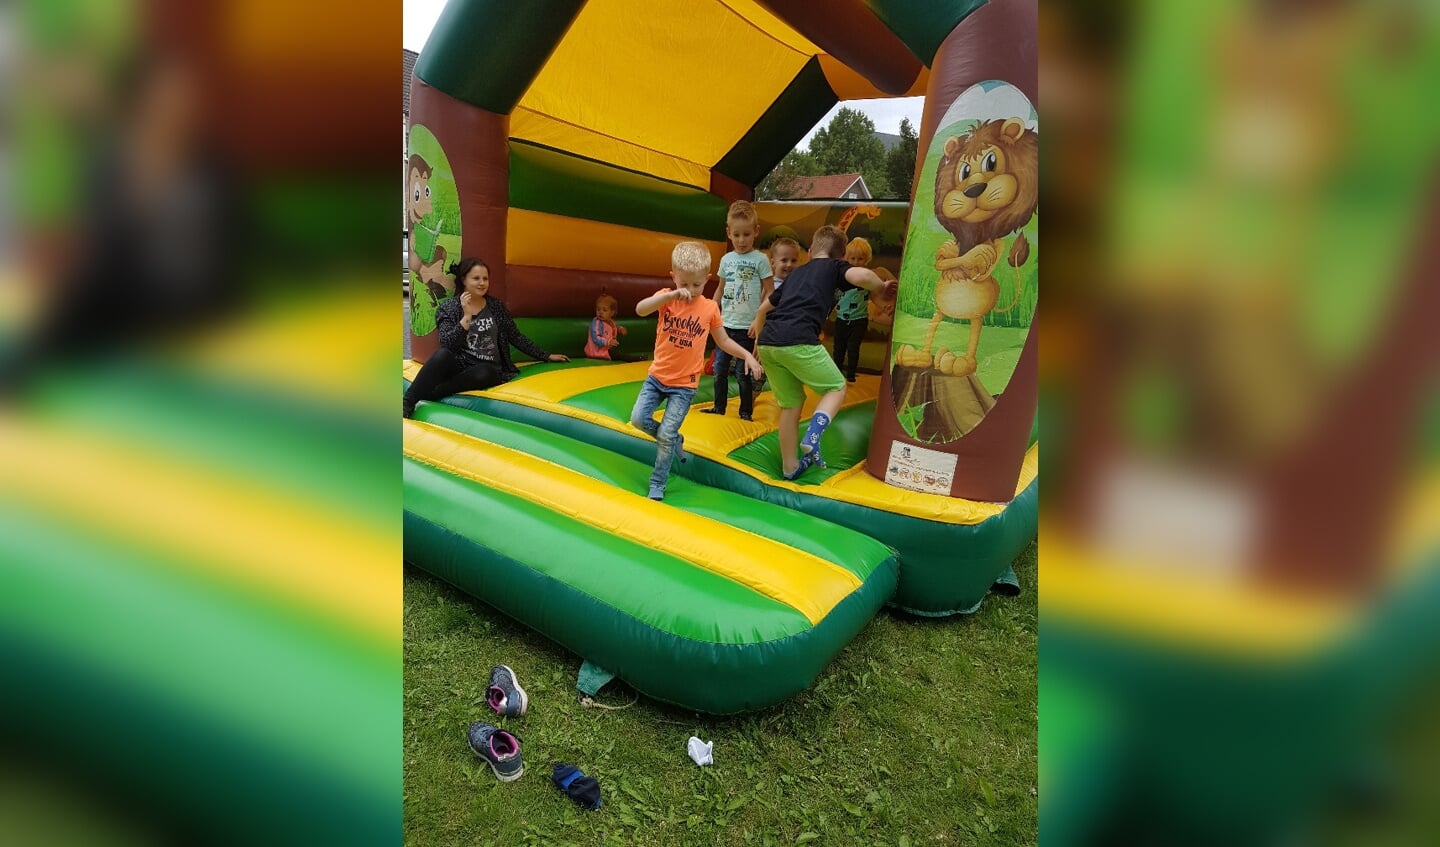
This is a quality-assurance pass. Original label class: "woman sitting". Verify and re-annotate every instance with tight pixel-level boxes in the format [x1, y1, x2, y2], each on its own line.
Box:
[404, 257, 569, 418]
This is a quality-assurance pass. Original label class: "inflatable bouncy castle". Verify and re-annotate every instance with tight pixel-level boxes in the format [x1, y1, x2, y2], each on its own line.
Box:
[404, 0, 1038, 713]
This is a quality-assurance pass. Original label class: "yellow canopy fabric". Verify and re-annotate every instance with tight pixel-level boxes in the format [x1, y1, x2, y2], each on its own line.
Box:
[512, 0, 910, 187]
[506, 209, 727, 275]
[819, 54, 930, 101]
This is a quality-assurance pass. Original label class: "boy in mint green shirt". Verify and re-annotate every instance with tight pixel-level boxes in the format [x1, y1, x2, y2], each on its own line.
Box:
[831, 237, 874, 383]
[702, 200, 773, 420]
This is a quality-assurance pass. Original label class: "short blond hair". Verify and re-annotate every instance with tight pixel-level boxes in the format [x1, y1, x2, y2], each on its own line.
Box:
[671, 241, 712, 278]
[845, 236, 873, 265]
[726, 199, 758, 230]
[810, 225, 846, 258]
[768, 236, 800, 256]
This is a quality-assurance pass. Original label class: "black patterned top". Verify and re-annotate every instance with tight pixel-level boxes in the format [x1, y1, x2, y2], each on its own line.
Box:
[435, 295, 549, 378]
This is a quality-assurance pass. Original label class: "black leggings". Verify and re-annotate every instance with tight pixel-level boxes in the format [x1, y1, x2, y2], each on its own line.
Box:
[832, 317, 869, 377]
[404, 348, 505, 412]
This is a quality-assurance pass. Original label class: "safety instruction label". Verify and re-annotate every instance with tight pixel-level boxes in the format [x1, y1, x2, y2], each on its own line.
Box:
[884, 441, 957, 495]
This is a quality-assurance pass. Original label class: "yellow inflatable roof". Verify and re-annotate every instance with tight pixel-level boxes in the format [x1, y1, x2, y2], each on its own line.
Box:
[414, 0, 948, 187]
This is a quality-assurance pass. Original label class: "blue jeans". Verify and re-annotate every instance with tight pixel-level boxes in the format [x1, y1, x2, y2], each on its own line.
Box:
[629, 375, 695, 496]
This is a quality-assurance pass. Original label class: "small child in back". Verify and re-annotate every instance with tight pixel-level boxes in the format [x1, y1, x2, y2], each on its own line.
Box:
[754, 237, 801, 395]
[768, 237, 801, 292]
[831, 237, 873, 383]
[868, 267, 896, 336]
[584, 294, 628, 360]
[752, 226, 895, 480]
[631, 241, 764, 500]
[702, 200, 773, 421]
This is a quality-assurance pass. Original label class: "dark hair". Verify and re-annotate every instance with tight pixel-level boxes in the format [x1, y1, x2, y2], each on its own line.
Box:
[448, 257, 489, 280]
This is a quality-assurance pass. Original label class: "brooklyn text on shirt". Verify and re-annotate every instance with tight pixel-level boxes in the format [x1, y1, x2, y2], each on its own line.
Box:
[661, 311, 707, 337]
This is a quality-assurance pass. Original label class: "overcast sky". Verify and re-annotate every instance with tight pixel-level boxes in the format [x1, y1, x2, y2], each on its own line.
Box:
[404, 1, 923, 152]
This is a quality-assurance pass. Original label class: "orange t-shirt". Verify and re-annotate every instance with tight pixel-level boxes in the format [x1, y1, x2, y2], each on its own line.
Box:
[648, 289, 723, 388]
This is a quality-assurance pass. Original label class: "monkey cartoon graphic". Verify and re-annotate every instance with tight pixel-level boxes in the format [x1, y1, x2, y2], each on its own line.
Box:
[407, 153, 449, 305]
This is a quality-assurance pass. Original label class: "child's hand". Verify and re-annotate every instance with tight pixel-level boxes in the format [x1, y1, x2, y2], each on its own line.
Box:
[883, 278, 899, 299]
[608, 338, 619, 348]
[747, 318, 760, 338]
[671, 287, 694, 302]
[745, 356, 764, 379]
[617, 325, 628, 336]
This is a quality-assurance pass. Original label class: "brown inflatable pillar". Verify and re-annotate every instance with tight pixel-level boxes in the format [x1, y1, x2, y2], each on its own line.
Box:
[710, 171, 755, 205]
[406, 78, 509, 362]
[864, 0, 1038, 503]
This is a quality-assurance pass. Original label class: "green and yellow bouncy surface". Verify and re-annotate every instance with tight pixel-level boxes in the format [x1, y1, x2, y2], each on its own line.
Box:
[403, 358, 1038, 617]
[404, 409, 897, 714]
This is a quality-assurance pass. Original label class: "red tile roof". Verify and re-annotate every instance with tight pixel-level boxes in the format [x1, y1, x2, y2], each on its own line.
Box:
[790, 173, 868, 199]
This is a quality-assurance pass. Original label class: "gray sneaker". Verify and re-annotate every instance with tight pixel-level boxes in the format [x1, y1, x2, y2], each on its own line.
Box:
[486, 664, 529, 717]
[467, 722, 524, 782]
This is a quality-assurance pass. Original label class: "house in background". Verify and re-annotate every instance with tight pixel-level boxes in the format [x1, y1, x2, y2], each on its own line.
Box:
[403, 49, 418, 229]
[404, 48, 418, 122]
[789, 172, 872, 200]
[403, 49, 418, 281]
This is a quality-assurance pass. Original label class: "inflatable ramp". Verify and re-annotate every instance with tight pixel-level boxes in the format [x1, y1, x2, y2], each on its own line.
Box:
[404, 359, 1036, 616]
[403, 408, 897, 714]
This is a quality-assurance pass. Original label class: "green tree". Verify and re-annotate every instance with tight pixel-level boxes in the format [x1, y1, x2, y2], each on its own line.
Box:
[807, 107, 889, 197]
[884, 118, 920, 201]
[756, 148, 821, 200]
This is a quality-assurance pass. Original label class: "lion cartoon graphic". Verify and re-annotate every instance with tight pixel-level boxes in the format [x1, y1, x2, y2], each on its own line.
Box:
[895, 118, 1037, 377]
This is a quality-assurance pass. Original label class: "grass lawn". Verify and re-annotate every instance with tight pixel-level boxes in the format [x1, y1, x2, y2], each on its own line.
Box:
[403, 541, 1037, 846]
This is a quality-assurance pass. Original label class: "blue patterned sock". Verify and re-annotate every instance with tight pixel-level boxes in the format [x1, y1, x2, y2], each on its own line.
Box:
[784, 450, 820, 481]
[801, 412, 831, 456]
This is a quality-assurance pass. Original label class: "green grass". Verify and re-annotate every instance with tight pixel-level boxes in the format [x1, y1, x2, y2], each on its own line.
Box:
[403, 542, 1037, 846]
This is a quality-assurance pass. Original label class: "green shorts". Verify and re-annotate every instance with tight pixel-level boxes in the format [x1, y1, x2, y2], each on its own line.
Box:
[757, 344, 845, 409]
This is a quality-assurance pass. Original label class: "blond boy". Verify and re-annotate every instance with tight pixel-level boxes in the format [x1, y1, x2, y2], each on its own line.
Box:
[768, 236, 801, 291]
[832, 236, 875, 382]
[702, 201, 774, 420]
[632, 242, 764, 499]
